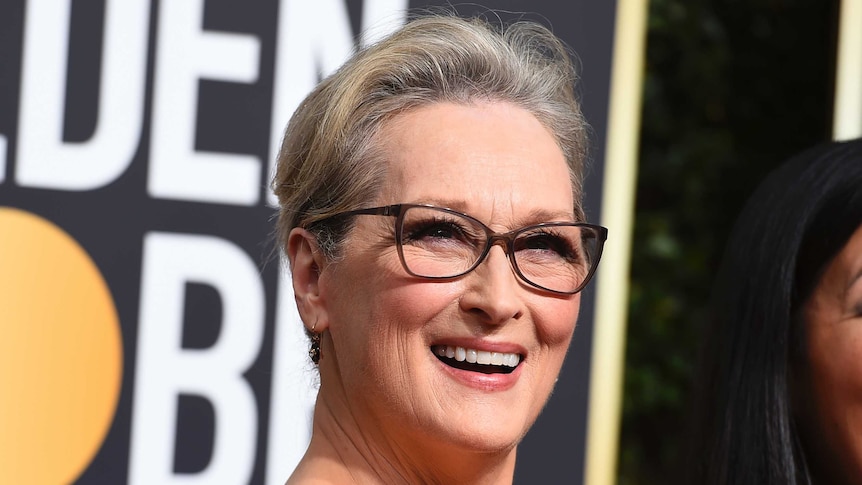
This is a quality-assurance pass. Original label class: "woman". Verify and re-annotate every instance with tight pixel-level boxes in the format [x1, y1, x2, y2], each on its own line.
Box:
[688, 138, 862, 484]
[271, 14, 607, 485]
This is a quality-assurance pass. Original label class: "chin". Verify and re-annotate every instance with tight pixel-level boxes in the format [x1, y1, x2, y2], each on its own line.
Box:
[417, 397, 537, 456]
[405, 350, 553, 455]
[427, 425, 523, 458]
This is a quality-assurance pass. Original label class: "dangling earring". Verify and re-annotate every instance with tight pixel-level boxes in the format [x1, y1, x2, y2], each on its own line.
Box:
[308, 322, 321, 364]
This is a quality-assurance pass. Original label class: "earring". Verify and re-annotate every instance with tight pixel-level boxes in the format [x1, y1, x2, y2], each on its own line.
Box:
[308, 322, 321, 364]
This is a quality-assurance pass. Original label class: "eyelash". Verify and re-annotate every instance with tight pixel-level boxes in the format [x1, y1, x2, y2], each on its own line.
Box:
[400, 215, 583, 263]
[520, 229, 579, 259]
[402, 217, 471, 242]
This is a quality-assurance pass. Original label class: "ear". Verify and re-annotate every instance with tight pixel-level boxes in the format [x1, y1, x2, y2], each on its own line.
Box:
[287, 227, 330, 332]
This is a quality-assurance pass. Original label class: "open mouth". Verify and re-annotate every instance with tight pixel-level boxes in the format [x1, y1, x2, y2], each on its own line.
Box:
[431, 345, 521, 375]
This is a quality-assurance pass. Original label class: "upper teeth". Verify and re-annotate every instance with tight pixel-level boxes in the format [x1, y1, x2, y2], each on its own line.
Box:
[433, 345, 520, 368]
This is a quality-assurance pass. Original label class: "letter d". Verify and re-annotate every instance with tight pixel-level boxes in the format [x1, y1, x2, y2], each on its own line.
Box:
[16, 0, 149, 190]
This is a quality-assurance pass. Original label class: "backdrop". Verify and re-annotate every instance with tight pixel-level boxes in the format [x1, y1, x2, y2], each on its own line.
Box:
[0, 1, 616, 483]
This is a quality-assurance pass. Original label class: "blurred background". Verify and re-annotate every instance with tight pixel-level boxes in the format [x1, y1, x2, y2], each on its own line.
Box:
[621, 0, 836, 483]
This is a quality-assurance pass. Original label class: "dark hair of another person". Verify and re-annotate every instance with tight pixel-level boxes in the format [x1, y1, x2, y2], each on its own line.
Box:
[687, 138, 862, 485]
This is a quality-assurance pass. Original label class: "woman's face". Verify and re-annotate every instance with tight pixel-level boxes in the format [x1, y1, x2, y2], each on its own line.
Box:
[314, 101, 581, 457]
[803, 223, 862, 481]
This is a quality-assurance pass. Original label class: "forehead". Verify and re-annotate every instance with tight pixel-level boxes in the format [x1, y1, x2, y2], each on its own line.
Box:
[374, 101, 575, 223]
[825, 224, 862, 287]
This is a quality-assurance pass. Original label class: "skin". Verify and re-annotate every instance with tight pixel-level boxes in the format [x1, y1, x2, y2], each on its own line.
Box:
[802, 224, 862, 484]
[287, 101, 583, 484]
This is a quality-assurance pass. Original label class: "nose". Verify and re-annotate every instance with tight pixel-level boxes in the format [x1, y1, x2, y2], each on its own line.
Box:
[458, 244, 524, 325]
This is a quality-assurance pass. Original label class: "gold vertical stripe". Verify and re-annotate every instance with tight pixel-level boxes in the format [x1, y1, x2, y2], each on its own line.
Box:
[834, 0, 862, 140]
[584, 1, 649, 485]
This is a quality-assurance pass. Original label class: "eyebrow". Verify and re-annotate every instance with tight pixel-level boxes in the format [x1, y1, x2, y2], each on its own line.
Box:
[519, 207, 578, 224]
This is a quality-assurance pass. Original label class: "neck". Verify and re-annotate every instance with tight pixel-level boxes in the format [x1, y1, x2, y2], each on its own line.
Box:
[288, 385, 518, 485]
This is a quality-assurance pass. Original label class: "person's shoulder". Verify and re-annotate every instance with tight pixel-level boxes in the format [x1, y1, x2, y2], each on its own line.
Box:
[286, 465, 346, 485]
[286, 474, 337, 485]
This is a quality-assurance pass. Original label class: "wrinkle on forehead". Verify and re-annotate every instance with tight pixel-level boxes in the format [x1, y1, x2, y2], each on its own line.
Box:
[374, 101, 574, 229]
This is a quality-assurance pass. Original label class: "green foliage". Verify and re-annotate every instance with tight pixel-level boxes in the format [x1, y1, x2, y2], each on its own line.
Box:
[620, 0, 835, 483]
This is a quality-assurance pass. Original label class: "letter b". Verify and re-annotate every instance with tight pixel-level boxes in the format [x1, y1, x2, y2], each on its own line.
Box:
[129, 232, 264, 484]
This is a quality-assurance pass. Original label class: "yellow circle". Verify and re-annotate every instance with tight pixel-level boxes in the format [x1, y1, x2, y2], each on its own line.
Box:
[0, 207, 122, 484]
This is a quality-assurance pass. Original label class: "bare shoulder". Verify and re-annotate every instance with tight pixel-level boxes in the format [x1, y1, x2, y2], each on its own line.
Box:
[286, 459, 348, 485]
[285, 469, 336, 485]
[286, 478, 333, 485]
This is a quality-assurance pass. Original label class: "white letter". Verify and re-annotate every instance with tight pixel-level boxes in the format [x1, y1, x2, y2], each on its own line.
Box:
[359, 0, 410, 45]
[0, 134, 6, 184]
[129, 232, 265, 484]
[264, 262, 318, 485]
[263, 5, 407, 482]
[266, 0, 407, 206]
[15, 0, 149, 190]
[148, 0, 261, 205]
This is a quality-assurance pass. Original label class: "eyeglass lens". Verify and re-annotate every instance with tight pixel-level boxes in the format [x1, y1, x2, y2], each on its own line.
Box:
[396, 206, 599, 293]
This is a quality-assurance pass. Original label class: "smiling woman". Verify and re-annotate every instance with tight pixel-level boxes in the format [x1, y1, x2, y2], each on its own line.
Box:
[688, 138, 862, 485]
[271, 13, 607, 485]
[802, 223, 862, 482]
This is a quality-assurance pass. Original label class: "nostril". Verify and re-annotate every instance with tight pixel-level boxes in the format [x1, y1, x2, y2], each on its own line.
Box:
[458, 256, 524, 324]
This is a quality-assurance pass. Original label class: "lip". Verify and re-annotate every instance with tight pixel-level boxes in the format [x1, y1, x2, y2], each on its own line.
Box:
[430, 339, 526, 392]
[431, 338, 527, 356]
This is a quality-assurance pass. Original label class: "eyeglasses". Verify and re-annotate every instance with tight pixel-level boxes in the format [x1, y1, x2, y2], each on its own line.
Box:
[315, 203, 607, 295]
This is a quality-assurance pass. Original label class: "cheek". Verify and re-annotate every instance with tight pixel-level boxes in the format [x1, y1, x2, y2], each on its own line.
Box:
[370, 281, 462, 332]
[809, 331, 862, 401]
[335, 273, 461, 357]
[534, 295, 581, 348]
[340, 282, 461, 406]
[807, 330, 862, 470]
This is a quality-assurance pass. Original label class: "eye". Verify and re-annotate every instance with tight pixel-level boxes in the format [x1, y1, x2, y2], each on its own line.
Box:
[415, 223, 459, 240]
[516, 230, 579, 261]
[402, 217, 476, 246]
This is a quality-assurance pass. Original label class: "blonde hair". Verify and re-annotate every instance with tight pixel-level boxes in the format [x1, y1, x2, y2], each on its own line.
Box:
[273, 14, 588, 258]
